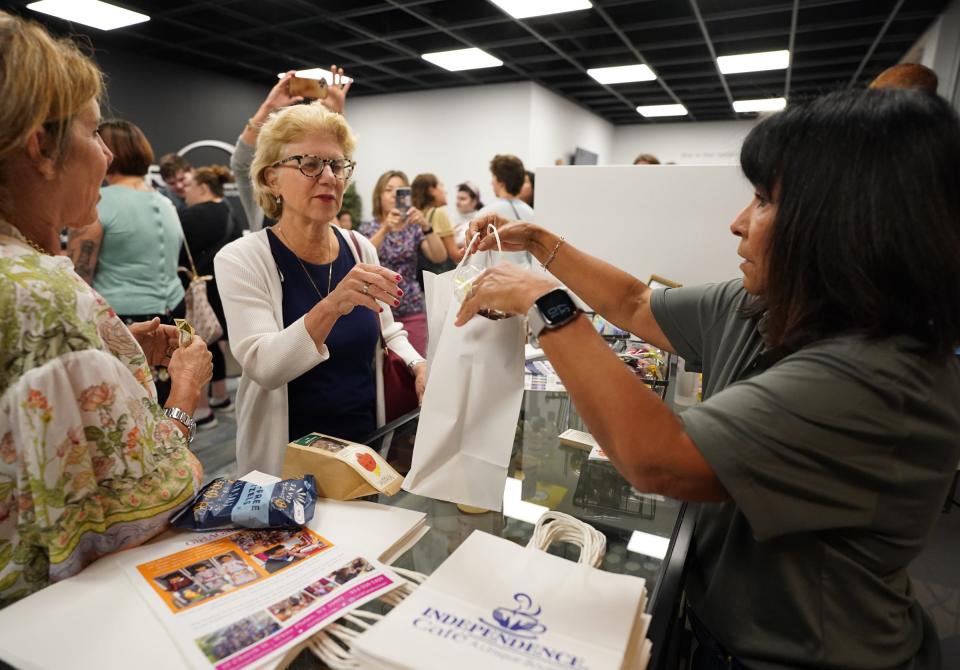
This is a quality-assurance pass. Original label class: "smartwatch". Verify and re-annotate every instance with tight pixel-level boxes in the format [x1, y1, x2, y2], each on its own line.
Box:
[163, 407, 196, 444]
[526, 288, 580, 347]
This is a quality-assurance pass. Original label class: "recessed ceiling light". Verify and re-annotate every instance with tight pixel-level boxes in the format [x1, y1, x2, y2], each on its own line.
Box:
[717, 50, 790, 75]
[276, 69, 354, 85]
[636, 104, 688, 118]
[733, 97, 787, 113]
[421, 47, 503, 72]
[27, 0, 149, 31]
[587, 64, 656, 85]
[488, 0, 592, 20]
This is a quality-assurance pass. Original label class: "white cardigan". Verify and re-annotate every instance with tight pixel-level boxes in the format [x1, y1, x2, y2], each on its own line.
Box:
[214, 228, 422, 476]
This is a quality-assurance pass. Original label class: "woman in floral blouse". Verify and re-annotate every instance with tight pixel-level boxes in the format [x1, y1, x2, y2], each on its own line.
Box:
[358, 170, 448, 355]
[0, 12, 212, 607]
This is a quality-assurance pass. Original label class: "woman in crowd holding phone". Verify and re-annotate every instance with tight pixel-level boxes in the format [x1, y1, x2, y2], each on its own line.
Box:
[215, 104, 426, 477]
[0, 11, 211, 606]
[359, 171, 447, 355]
[459, 89, 960, 669]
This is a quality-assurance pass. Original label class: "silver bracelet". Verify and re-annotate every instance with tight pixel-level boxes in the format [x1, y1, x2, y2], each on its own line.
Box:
[541, 236, 565, 271]
[407, 358, 426, 369]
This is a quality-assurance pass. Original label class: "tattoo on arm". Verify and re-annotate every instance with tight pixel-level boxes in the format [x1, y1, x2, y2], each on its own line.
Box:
[75, 241, 96, 284]
[67, 225, 101, 285]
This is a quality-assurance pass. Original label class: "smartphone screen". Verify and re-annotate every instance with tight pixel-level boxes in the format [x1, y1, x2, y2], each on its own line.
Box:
[395, 187, 412, 219]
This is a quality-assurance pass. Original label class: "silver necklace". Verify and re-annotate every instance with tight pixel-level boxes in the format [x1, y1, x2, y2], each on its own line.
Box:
[276, 227, 334, 299]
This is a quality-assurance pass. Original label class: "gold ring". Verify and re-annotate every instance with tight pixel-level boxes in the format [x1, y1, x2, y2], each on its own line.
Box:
[362, 282, 370, 295]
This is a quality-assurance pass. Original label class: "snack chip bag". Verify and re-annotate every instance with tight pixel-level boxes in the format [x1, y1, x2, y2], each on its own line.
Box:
[172, 475, 317, 531]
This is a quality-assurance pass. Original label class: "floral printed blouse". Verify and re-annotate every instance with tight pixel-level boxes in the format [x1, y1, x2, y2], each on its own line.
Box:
[357, 220, 425, 318]
[0, 222, 200, 607]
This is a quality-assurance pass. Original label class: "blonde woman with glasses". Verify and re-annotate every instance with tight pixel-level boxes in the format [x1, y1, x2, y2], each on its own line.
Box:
[215, 103, 425, 477]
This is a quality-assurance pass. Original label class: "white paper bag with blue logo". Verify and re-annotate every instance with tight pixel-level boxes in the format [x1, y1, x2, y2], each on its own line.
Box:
[404, 229, 526, 511]
[352, 528, 651, 670]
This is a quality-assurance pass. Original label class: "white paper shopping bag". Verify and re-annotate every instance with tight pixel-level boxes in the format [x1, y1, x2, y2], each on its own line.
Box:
[353, 529, 651, 670]
[404, 230, 526, 511]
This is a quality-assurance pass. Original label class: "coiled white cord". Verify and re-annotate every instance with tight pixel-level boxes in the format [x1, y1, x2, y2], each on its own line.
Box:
[526, 510, 607, 568]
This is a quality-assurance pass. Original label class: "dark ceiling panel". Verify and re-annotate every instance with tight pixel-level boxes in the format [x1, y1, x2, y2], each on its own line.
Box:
[8, 0, 949, 125]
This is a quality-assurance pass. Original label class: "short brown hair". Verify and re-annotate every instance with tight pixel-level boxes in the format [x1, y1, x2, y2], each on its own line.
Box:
[0, 11, 102, 213]
[411, 173, 438, 209]
[371, 170, 409, 221]
[869, 63, 938, 93]
[633, 153, 660, 165]
[99, 119, 154, 176]
[489, 154, 525, 196]
[192, 164, 234, 198]
[158, 153, 192, 180]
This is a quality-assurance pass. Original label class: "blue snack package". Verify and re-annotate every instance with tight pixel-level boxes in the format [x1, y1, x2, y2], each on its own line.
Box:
[172, 475, 317, 531]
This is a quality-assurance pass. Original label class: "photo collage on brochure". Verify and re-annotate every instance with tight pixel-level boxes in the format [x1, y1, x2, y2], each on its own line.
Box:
[131, 526, 394, 670]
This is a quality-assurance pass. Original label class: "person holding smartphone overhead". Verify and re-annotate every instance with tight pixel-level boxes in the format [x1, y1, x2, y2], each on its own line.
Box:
[232, 66, 351, 232]
[358, 171, 447, 355]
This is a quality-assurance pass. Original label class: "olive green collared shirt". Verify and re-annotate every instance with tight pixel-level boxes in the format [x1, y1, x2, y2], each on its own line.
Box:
[651, 279, 959, 670]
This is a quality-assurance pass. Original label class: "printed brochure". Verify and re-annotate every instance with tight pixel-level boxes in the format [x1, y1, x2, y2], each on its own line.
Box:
[120, 526, 398, 669]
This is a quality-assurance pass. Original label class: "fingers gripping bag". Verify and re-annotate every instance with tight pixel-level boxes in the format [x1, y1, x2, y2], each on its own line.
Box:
[172, 475, 317, 531]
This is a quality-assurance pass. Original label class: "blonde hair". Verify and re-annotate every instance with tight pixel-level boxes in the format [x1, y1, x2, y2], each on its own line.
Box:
[0, 12, 103, 172]
[251, 102, 357, 219]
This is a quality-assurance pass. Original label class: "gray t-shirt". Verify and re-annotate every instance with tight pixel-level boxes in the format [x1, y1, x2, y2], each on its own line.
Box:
[651, 279, 960, 669]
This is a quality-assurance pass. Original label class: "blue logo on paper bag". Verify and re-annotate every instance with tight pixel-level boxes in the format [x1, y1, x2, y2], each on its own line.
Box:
[481, 593, 547, 639]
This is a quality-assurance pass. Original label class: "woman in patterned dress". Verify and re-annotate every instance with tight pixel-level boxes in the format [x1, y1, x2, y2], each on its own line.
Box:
[0, 12, 212, 607]
[358, 171, 448, 355]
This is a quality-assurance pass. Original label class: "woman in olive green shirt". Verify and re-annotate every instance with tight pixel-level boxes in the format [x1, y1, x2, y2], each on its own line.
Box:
[458, 89, 960, 669]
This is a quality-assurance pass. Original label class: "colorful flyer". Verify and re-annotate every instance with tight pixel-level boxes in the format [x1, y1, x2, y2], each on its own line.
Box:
[120, 526, 398, 669]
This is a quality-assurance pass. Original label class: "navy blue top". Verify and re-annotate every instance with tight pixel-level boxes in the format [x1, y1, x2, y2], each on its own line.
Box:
[267, 228, 379, 443]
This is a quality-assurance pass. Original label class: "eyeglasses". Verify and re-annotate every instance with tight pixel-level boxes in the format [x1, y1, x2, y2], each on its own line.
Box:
[271, 155, 356, 180]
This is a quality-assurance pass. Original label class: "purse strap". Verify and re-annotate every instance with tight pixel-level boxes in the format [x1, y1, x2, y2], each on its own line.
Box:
[179, 202, 236, 280]
[179, 221, 200, 280]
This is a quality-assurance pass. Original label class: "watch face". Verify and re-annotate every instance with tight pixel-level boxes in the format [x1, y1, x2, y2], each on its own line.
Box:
[537, 289, 577, 326]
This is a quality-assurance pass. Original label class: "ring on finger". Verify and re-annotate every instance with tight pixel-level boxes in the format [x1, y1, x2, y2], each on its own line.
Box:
[362, 282, 370, 295]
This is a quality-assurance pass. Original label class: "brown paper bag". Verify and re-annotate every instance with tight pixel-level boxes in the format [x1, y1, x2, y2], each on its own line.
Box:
[281, 432, 403, 501]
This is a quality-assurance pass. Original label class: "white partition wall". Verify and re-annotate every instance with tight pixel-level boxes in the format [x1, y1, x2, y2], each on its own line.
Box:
[535, 166, 753, 287]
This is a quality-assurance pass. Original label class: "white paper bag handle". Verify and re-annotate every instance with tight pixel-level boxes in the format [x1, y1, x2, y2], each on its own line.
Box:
[527, 511, 606, 568]
[459, 223, 503, 270]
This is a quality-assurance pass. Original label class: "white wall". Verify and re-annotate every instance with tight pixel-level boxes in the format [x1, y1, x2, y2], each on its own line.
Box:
[528, 84, 614, 168]
[346, 82, 532, 220]
[537, 165, 753, 288]
[345, 82, 757, 219]
[920, 0, 960, 108]
[610, 119, 757, 166]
